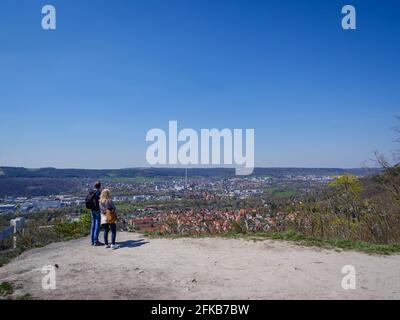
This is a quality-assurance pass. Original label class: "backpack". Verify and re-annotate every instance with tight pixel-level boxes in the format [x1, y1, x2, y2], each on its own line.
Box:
[85, 190, 97, 210]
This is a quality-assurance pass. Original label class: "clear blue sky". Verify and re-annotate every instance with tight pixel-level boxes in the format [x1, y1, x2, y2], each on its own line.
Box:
[0, 0, 399, 169]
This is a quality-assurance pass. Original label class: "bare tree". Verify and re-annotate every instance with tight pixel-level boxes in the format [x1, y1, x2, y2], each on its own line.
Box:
[375, 116, 400, 209]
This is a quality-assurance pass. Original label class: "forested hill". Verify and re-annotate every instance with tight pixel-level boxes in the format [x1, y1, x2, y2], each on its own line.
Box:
[0, 166, 381, 198]
[0, 167, 378, 179]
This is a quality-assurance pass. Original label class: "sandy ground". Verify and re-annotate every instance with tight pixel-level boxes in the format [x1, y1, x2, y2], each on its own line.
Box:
[1, 232, 399, 300]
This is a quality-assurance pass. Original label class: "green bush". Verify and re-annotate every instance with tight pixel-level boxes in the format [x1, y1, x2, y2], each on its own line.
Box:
[54, 211, 91, 239]
[0, 282, 13, 297]
[0, 210, 93, 268]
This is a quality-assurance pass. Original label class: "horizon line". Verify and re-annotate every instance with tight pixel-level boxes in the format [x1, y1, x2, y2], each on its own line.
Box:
[0, 166, 380, 170]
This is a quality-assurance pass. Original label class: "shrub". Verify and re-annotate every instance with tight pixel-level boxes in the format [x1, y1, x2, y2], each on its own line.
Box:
[0, 282, 13, 297]
[54, 211, 91, 239]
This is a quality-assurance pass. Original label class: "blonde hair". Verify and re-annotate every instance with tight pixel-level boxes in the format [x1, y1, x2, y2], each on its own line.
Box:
[100, 189, 111, 205]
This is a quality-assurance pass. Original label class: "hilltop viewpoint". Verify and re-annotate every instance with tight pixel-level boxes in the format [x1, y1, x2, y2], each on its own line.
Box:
[1, 232, 400, 300]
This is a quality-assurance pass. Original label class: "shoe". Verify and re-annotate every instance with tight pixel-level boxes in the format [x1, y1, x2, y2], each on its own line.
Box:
[111, 244, 119, 250]
[105, 244, 110, 249]
[94, 242, 105, 247]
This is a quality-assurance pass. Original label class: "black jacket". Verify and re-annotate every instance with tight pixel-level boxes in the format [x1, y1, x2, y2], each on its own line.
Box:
[92, 189, 101, 212]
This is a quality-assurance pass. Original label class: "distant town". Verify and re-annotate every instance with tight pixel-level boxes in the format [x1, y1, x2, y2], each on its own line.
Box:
[0, 170, 361, 214]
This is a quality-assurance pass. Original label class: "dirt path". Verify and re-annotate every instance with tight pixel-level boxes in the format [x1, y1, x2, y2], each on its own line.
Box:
[1, 232, 399, 299]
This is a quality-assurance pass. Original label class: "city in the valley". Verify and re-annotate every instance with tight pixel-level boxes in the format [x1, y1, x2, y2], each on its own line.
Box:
[0, 167, 374, 234]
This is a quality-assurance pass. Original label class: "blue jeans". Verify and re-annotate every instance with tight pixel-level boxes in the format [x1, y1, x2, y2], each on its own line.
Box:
[91, 211, 101, 245]
[103, 223, 117, 245]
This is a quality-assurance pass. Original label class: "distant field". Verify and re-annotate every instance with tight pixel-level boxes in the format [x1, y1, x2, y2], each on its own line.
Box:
[263, 187, 297, 198]
[107, 176, 185, 183]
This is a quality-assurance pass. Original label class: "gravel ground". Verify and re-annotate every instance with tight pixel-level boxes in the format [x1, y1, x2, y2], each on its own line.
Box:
[1, 232, 399, 300]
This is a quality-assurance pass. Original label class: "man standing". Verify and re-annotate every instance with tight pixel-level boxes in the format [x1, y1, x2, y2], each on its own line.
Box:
[85, 181, 103, 246]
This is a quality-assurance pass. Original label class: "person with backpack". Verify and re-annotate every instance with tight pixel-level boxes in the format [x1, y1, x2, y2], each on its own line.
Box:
[85, 181, 103, 246]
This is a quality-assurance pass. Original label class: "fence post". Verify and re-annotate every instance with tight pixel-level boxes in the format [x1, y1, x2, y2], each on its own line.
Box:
[10, 217, 25, 250]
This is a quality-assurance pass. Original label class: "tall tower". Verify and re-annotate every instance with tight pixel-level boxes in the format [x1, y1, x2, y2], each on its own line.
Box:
[185, 168, 188, 189]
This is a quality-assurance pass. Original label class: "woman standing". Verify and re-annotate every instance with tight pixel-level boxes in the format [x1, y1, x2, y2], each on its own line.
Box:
[99, 189, 118, 249]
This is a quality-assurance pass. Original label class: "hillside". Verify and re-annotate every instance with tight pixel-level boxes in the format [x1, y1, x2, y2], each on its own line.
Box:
[0, 166, 380, 197]
[1, 232, 399, 300]
[0, 166, 378, 179]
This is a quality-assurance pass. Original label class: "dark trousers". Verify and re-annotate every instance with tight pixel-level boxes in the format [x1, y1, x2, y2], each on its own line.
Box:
[103, 223, 117, 245]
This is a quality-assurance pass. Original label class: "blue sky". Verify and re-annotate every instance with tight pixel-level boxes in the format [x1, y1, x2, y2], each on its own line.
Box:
[0, 0, 399, 169]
